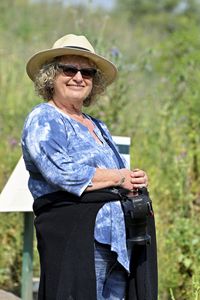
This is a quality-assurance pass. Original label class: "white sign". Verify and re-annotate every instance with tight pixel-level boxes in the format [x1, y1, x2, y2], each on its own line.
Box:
[0, 157, 33, 212]
[0, 136, 131, 212]
[112, 136, 131, 168]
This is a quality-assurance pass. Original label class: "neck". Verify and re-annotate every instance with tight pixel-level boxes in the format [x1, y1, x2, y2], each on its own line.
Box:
[49, 99, 83, 116]
[48, 99, 86, 123]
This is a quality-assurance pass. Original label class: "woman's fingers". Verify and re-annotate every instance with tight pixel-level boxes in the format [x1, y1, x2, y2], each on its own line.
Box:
[130, 169, 148, 188]
[119, 168, 148, 190]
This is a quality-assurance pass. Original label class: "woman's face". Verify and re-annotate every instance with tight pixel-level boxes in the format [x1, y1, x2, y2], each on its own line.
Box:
[53, 56, 95, 105]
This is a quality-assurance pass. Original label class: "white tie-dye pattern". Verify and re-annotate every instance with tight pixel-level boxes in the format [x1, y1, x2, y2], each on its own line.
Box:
[21, 103, 130, 272]
[26, 121, 51, 155]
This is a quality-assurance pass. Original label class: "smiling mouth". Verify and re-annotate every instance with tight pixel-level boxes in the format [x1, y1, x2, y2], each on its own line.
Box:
[67, 85, 84, 88]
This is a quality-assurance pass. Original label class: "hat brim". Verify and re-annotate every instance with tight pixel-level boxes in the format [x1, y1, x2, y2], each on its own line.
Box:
[26, 47, 118, 85]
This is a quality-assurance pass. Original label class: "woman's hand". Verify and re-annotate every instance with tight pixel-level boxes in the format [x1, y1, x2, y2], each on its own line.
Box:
[119, 168, 148, 191]
[86, 168, 148, 192]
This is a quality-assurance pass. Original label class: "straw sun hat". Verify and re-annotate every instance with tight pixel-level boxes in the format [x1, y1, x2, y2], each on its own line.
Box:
[26, 34, 118, 85]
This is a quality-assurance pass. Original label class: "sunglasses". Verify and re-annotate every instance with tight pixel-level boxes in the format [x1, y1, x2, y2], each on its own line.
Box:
[58, 64, 97, 79]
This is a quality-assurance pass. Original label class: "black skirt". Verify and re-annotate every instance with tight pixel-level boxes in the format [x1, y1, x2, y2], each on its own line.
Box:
[33, 191, 158, 300]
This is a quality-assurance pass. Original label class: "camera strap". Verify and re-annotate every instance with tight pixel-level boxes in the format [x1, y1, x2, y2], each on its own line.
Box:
[90, 117, 126, 169]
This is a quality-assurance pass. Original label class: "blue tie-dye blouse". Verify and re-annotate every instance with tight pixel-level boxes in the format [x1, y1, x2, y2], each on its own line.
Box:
[21, 103, 130, 271]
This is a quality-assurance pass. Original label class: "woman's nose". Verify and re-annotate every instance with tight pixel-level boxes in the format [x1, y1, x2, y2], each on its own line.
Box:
[72, 71, 83, 82]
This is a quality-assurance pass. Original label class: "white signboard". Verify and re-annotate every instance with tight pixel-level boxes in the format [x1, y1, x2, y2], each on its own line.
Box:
[0, 157, 33, 212]
[113, 136, 131, 168]
[0, 136, 131, 212]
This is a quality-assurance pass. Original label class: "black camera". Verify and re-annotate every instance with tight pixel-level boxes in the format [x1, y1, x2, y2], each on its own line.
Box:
[120, 187, 154, 245]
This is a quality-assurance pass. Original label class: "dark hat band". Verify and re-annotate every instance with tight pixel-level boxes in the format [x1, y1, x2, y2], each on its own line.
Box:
[64, 46, 91, 52]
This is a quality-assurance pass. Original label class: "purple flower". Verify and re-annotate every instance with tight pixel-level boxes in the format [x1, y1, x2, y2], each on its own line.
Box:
[110, 47, 120, 58]
[8, 137, 18, 149]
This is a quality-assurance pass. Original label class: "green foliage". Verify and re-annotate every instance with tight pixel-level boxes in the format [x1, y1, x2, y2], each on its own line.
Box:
[129, 15, 200, 300]
[0, 0, 200, 299]
[0, 213, 23, 294]
[116, 0, 200, 18]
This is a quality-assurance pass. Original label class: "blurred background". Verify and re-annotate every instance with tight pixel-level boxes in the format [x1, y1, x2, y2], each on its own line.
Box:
[0, 0, 200, 299]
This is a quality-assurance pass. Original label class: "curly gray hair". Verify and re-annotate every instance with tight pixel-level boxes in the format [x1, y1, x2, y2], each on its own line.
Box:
[34, 56, 107, 106]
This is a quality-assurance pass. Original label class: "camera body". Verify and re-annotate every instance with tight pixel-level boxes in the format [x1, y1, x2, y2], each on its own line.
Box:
[121, 187, 154, 245]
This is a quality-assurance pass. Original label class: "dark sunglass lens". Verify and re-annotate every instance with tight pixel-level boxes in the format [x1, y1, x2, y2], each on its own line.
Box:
[62, 66, 78, 77]
[58, 64, 96, 78]
[81, 68, 97, 79]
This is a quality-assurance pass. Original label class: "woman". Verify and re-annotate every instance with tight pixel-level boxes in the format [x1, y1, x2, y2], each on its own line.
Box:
[22, 34, 157, 300]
